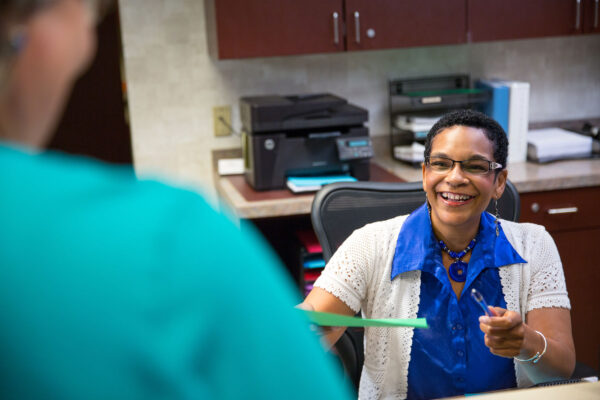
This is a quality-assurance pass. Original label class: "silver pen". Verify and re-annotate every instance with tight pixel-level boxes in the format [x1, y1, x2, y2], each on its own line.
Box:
[471, 288, 498, 317]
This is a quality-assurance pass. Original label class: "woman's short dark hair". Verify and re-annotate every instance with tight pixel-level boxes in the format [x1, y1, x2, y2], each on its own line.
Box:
[424, 109, 508, 170]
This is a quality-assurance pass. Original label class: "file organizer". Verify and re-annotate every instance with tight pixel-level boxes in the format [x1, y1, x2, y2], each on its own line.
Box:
[388, 75, 490, 165]
[295, 230, 325, 296]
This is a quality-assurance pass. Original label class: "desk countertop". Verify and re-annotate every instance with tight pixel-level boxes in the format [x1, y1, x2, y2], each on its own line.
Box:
[445, 381, 599, 400]
[214, 134, 600, 219]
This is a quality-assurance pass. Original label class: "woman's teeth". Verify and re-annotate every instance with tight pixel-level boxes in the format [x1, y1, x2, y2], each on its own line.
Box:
[441, 192, 474, 201]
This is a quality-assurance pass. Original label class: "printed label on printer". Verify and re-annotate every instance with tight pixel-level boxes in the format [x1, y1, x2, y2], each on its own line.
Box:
[421, 96, 442, 104]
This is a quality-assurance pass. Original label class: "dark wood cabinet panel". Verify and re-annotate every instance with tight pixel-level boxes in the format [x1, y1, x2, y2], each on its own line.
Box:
[344, 0, 466, 51]
[552, 228, 600, 371]
[583, 0, 600, 33]
[205, 0, 344, 59]
[468, 0, 582, 42]
[520, 186, 600, 371]
[520, 186, 600, 232]
[206, 0, 596, 59]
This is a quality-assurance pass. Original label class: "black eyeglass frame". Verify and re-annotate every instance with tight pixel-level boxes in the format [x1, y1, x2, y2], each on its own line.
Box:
[424, 155, 503, 175]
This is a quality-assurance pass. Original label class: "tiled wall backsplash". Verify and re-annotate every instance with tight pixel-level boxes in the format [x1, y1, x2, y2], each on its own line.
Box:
[119, 0, 600, 194]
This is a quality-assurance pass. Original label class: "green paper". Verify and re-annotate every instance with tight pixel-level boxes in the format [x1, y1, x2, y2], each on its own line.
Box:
[302, 310, 429, 329]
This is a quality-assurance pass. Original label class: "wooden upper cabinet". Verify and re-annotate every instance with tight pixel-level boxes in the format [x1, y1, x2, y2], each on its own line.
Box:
[205, 0, 597, 60]
[583, 0, 600, 33]
[344, 0, 467, 51]
[467, 0, 583, 42]
[205, 0, 344, 59]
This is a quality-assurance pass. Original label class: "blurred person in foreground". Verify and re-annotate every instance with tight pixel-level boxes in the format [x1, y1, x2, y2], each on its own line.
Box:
[0, 1, 352, 399]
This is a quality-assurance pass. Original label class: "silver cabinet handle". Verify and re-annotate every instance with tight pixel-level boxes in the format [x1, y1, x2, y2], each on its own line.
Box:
[547, 207, 579, 215]
[332, 12, 339, 44]
[595, 0, 599, 29]
[354, 11, 360, 43]
[575, 0, 582, 30]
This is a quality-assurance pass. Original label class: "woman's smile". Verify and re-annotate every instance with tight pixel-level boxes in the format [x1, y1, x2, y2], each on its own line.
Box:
[438, 191, 477, 206]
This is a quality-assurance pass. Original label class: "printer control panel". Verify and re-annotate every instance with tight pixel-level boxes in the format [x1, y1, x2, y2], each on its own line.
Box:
[336, 137, 373, 161]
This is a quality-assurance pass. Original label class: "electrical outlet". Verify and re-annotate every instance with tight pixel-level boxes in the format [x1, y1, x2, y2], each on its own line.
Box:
[213, 106, 232, 137]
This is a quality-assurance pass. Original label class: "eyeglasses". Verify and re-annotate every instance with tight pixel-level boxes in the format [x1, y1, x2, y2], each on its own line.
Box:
[425, 156, 503, 175]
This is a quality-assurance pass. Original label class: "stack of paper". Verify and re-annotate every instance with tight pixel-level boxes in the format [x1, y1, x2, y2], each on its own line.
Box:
[394, 114, 441, 134]
[217, 158, 244, 175]
[286, 175, 357, 193]
[527, 128, 592, 163]
[393, 142, 425, 163]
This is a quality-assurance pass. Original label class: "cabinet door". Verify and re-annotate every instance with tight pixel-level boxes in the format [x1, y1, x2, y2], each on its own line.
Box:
[520, 186, 600, 371]
[584, 0, 600, 33]
[206, 0, 344, 59]
[468, 0, 583, 42]
[344, 0, 466, 51]
[552, 228, 600, 372]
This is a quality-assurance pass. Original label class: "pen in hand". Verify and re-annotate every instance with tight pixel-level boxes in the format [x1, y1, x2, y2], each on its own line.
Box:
[471, 288, 498, 317]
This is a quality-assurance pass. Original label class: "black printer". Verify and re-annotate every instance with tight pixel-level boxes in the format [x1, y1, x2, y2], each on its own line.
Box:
[240, 93, 372, 190]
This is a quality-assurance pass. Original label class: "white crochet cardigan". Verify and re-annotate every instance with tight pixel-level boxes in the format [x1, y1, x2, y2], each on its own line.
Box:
[314, 215, 571, 400]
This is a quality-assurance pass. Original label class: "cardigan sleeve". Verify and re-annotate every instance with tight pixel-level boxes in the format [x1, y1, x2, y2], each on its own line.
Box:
[524, 226, 571, 313]
[313, 224, 377, 313]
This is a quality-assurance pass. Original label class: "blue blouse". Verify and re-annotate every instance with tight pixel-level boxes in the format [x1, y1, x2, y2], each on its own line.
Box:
[391, 204, 527, 399]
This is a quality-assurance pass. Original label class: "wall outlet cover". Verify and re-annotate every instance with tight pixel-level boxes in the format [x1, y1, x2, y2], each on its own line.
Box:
[213, 106, 232, 137]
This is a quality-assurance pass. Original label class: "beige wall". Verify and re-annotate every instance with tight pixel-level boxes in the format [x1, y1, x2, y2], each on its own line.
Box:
[118, 0, 600, 195]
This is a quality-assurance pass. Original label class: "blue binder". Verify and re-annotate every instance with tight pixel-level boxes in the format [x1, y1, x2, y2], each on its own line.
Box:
[476, 79, 509, 134]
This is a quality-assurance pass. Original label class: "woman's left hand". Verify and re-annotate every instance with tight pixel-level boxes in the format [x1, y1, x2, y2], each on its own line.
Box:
[478, 307, 526, 358]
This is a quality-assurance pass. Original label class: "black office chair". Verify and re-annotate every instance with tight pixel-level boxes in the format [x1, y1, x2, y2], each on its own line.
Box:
[310, 179, 520, 390]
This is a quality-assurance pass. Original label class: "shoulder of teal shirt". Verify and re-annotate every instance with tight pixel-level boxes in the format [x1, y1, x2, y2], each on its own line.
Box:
[0, 144, 352, 399]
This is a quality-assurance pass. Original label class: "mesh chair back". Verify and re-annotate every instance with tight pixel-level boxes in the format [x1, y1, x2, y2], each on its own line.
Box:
[312, 180, 520, 262]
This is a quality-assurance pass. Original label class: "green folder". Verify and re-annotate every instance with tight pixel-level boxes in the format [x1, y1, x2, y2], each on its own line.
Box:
[302, 310, 428, 329]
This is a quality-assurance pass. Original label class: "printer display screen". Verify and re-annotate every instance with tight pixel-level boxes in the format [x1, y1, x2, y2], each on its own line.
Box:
[347, 139, 369, 147]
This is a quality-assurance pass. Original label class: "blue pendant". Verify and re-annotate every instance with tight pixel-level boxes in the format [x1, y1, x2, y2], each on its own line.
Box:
[449, 261, 467, 282]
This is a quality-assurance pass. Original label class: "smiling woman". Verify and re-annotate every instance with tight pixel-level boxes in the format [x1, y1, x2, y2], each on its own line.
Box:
[302, 109, 576, 399]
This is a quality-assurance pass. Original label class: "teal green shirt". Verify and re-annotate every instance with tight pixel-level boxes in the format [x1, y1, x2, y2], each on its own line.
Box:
[0, 143, 352, 399]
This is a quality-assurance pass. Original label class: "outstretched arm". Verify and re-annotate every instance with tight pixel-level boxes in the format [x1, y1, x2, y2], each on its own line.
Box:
[300, 287, 356, 348]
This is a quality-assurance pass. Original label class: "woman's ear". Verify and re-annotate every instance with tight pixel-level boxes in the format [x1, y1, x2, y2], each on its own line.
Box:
[421, 162, 426, 191]
[494, 169, 508, 199]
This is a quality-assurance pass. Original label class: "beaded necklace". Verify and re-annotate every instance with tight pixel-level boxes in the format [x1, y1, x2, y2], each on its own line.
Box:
[437, 238, 477, 282]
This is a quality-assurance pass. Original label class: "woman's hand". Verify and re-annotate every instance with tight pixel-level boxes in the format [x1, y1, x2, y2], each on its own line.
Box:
[478, 307, 527, 358]
[295, 301, 315, 312]
[297, 300, 346, 348]
[300, 288, 355, 348]
[479, 307, 576, 382]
